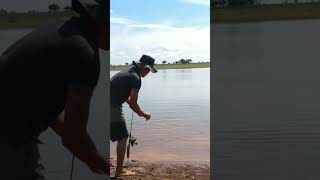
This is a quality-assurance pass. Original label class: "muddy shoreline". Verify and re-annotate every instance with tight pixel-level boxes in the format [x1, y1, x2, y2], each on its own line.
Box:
[110, 159, 210, 180]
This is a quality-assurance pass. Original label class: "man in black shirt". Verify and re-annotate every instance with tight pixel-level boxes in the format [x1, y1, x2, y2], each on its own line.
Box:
[110, 54, 158, 177]
[0, 0, 109, 179]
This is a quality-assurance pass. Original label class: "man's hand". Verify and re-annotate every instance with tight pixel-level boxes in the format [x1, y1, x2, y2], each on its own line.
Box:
[143, 112, 151, 121]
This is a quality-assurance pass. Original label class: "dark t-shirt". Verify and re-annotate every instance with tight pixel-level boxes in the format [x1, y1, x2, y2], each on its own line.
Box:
[0, 16, 100, 140]
[110, 67, 141, 106]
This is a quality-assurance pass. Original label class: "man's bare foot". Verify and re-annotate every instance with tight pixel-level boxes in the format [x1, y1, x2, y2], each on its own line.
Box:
[115, 169, 136, 177]
[110, 163, 127, 168]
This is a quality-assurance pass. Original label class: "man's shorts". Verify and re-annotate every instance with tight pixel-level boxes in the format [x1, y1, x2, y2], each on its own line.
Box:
[0, 139, 46, 180]
[110, 106, 129, 142]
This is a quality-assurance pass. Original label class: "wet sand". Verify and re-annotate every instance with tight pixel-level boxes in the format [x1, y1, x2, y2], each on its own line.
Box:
[110, 160, 210, 180]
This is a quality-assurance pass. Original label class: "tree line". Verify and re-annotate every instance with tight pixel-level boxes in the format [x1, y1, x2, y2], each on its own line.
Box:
[123, 59, 201, 66]
[212, 0, 320, 8]
[0, 4, 72, 14]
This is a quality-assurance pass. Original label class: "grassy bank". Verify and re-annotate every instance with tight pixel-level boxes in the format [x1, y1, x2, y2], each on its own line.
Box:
[111, 63, 210, 71]
[212, 3, 320, 23]
[0, 11, 74, 29]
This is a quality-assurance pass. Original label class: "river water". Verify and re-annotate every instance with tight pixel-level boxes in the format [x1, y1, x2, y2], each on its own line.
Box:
[110, 68, 210, 162]
[213, 19, 320, 180]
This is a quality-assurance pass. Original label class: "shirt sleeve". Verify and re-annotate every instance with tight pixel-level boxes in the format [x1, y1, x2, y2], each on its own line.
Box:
[66, 36, 100, 96]
[130, 73, 141, 90]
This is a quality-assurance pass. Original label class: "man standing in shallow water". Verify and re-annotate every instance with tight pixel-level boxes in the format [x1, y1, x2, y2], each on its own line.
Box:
[110, 54, 158, 177]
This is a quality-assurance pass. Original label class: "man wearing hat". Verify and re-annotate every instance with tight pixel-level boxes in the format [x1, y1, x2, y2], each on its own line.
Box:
[110, 54, 157, 177]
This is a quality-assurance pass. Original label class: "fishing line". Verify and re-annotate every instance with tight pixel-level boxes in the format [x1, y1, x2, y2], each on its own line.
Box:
[69, 155, 75, 180]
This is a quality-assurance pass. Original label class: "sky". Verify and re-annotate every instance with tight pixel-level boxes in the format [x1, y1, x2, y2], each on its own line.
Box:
[0, 0, 210, 65]
[110, 0, 210, 65]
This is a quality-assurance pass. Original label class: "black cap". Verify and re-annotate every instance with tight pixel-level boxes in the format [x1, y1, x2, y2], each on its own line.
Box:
[133, 55, 158, 73]
[72, 0, 108, 23]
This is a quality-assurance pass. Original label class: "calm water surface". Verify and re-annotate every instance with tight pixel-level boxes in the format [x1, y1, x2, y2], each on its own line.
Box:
[110, 68, 210, 162]
[213, 20, 320, 180]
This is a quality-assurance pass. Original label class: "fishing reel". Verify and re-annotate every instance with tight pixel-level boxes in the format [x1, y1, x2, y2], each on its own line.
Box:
[129, 136, 138, 147]
[127, 135, 138, 159]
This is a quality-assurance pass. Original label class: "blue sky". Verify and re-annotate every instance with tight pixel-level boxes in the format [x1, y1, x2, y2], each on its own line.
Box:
[110, 0, 210, 65]
[111, 0, 209, 26]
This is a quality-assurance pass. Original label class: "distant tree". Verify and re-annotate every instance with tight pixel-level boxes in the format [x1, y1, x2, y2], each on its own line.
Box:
[162, 61, 167, 64]
[179, 59, 187, 64]
[228, 0, 255, 7]
[125, 63, 129, 66]
[64, 6, 72, 11]
[48, 4, 60, 12]
[186, 59, 192, 64]
[0, 9, 8, 15]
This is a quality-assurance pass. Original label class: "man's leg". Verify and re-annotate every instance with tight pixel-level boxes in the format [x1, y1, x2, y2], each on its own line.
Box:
[110, 106, 129, 176]
[115, 137, 128, 176]
[0, 139, 46, 180]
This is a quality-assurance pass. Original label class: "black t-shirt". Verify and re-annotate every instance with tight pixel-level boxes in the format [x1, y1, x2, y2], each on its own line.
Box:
[0, 16, 100, 139]
[110, 67, 141, 106]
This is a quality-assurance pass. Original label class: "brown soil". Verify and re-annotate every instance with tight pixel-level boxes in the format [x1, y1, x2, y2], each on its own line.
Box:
[110, 160, 210, 180]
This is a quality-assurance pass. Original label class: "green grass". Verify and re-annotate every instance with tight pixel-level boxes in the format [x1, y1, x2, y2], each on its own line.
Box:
[212, 3, 320, 23]
[0, 11, 74, 29]
[111, 63, 210, 71]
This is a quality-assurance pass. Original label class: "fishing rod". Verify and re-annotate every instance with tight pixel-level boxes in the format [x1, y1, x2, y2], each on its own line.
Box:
[127, 111, 133, 161]
[127, 111, 138, 162]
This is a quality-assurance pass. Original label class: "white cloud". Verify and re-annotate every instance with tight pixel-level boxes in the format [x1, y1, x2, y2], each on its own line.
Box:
[111, 16, 210, 65]
[179, 0, 210, 6]
[111, 17, 136, 25]
[111, 17, 173, 30]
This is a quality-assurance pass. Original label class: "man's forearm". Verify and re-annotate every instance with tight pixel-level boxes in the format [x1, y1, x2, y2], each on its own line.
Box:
[62, 132, 106, 168]
[50, 113, 65, 137]
[52, 120, 108, 173]
[129, 103, 145, 117]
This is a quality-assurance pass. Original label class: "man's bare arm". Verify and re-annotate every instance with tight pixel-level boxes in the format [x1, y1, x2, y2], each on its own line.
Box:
[58, 88, 109, 174]
[126, 89, 150, 120]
